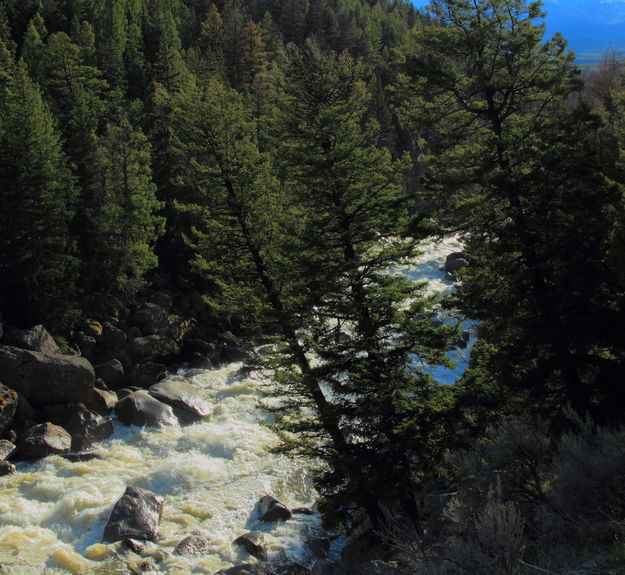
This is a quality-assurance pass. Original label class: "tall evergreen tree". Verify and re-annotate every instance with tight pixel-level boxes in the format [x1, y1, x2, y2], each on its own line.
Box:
[401, 0, 625, 424]
[86, 117, 164, 313]
[0, 60, 79, 329]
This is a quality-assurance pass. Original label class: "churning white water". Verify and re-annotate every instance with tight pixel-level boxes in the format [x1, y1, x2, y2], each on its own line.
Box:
[0, 237, 473, 575]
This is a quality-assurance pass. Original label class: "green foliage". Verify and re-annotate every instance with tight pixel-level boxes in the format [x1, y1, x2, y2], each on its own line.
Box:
[271, 42, 454, 530]
[86, 117, 164, 313]
[402, 0, 625, 424]
[0, 60, 79, 329]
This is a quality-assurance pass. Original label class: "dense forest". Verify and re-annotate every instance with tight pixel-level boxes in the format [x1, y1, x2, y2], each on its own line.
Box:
[1, 0, 625, 573]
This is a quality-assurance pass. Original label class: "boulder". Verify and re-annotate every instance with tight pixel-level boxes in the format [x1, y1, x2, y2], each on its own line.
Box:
[444, 253, 468, 274]
[234, 531, 267, 560]
[167, 314, 190, 342]
[0, 382, 18, 437]
[126, 327, 142, 340]
[182, 338, 215, 357]
[129, 362, 167, 389]
[2, 325, 60, 355]
[95, 359, 126, 391]
[174, 534, 211, 557]
[15, 422, 72, 460]
[292, 507, 314, 515]
[37, 402, 78, 426]
[0, 346, 95, 406]
[148, 380, 211, 423]
[103, 323, 127, 352]
[129, 304, 169, 337]
[65, 405, 114, 451]
[187, 352, 213, 369]
[126, 336, 180, 363]
[149, 291, 173, 311]
[0, 461, 16, 476]
[220, 344, 253, 363]
[102, 486, 163, 542]
[121, 538, 146, 555]
[0, 439, 16, 460]
[306, 537, 330, 558]
[11, 394, 37, 436]
[86, 388, 118, 415]
[114, 390, 179, 428]
[257, 495, 292, 522]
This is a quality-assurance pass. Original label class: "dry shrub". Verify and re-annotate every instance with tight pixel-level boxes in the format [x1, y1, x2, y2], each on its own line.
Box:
[380, 483, 525, 575]
[549, 414, 625, 541]
[451, 418, 552, 515]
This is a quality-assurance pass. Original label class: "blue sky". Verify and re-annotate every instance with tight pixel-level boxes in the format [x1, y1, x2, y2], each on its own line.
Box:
[411, 1, 625, 59]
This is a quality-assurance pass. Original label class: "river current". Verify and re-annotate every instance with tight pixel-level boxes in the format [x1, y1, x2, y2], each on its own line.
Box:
[0, 236, 472, 575]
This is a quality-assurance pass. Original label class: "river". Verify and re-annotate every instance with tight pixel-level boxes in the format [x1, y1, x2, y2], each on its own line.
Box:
[0, 236, 473, 575]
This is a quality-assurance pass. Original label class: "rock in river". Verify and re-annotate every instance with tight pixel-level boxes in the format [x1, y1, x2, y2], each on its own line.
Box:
[148, 379, 211, 423]
[234, 531, 267, 560]
[15, 422, 72, 460]
[103, 486, 164, 542]
[114, 390, 179, 428]
[257, 494, 292, 522]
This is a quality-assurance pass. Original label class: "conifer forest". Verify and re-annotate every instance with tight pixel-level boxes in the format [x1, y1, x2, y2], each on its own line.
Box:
[0, 1, 624, 574]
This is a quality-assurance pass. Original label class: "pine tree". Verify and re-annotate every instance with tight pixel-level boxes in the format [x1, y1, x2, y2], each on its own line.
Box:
[0, 60, 79, 329]
[401, 0, 625, 424]
[86, 117, 164, 313]
[20, 13, 47, 83]
[272, 41, 453, 530]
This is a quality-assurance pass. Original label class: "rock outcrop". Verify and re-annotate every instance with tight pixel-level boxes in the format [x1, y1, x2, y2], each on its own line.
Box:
[0, 346, 95, 406]
[102, 486, 164, 542]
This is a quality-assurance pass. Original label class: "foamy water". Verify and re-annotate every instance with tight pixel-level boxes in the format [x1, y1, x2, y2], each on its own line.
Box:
[0, 237, 472, 574]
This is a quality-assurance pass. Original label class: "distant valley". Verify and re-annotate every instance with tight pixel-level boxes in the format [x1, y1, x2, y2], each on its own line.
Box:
[413, 0, 625, 62]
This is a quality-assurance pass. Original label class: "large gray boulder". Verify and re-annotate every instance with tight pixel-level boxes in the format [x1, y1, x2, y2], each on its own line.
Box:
[103, 486, 163, 542]
[148, 380, 211, 423]
[65, 405, 114, 451]
[0, 382, 18, 437]
[2, 325, 60, 354]
[0, 346, 95, 406]
[114, 390, 179, 428]
[257, 495, 292, 522]
[15, 422, 72, 460]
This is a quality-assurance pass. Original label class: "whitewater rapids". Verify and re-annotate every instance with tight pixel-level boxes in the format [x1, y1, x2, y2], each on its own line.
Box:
[0, 236, 472, 574]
